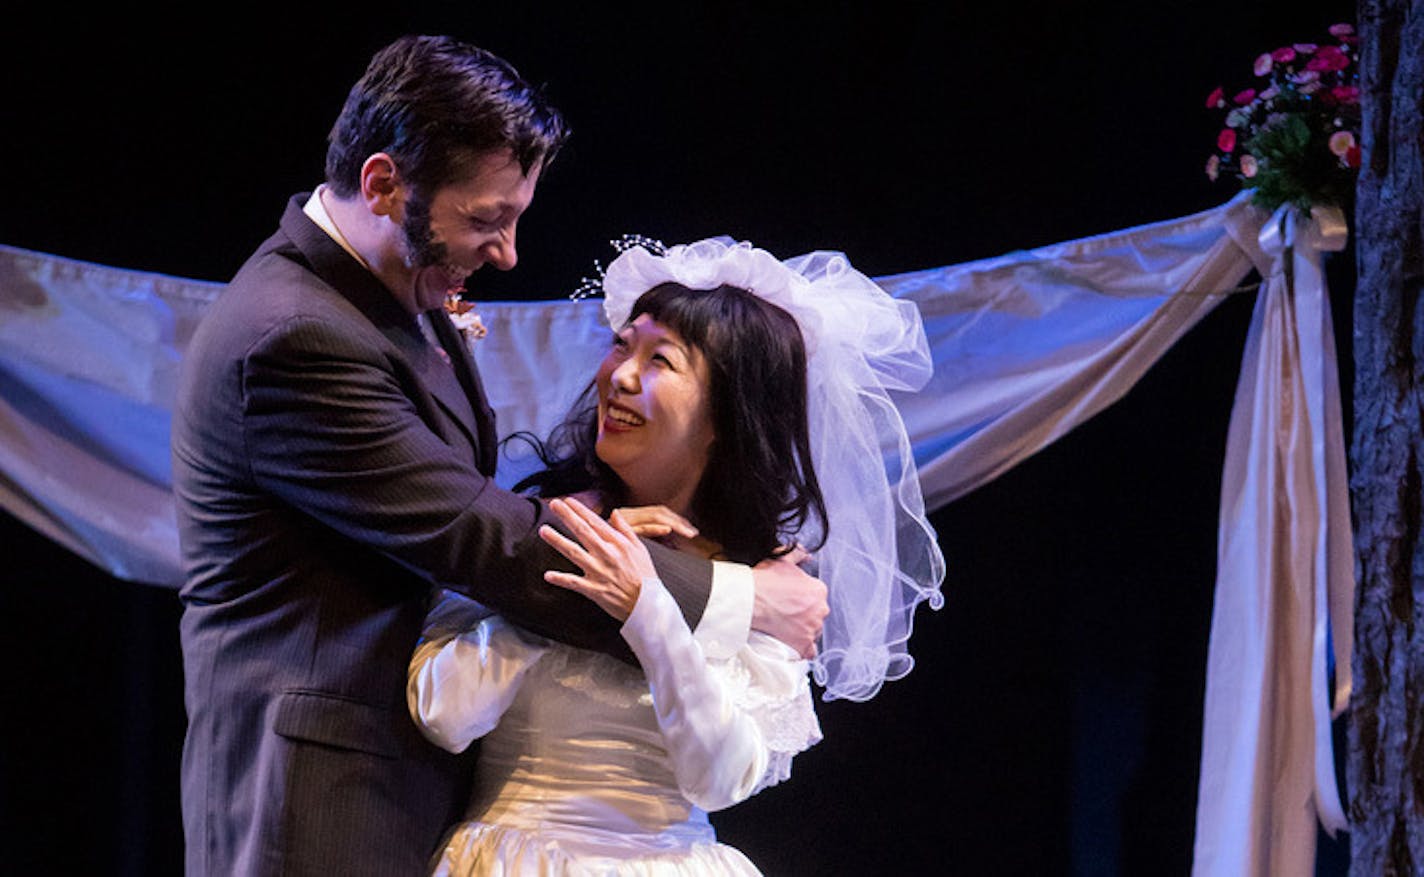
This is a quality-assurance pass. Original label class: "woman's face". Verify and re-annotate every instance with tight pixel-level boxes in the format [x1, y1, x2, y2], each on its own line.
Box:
[594, 313, 715, 512]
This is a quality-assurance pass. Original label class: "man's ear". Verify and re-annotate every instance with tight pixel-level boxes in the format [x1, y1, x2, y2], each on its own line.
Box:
[359, 153, 404, 218]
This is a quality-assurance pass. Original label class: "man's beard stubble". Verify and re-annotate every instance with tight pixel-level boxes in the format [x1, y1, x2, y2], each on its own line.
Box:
[401, 190, 451, 277]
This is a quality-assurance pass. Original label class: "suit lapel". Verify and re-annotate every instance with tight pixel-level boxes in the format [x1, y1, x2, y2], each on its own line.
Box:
[407, 319, 484, 459]
[429, 311, 499, 476]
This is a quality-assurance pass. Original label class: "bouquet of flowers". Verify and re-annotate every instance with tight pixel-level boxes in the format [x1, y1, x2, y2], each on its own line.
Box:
[1204, 22, 1361, 211]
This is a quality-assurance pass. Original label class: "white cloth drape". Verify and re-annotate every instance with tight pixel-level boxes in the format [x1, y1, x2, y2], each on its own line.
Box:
[1190, 205, 1352, 876]
[0, 191, 1353, 874]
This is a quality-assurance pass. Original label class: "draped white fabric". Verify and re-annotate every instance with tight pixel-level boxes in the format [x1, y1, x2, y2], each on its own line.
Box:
[1190, 205, 1352, 876]
[0, 191, 1353, 873]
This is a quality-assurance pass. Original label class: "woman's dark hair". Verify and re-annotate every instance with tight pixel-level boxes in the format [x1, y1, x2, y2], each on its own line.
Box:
[513, 283, 828, 566]
[324, 34, 568, 198]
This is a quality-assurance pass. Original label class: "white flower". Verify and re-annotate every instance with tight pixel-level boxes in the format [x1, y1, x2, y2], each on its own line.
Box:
[450, 310, 487, 341]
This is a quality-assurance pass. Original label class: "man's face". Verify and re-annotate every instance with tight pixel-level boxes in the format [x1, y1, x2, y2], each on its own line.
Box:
[396, 149, 541, 312]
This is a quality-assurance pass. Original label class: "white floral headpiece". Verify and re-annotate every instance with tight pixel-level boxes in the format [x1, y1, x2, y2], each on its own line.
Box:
[595, 236, 946, 702]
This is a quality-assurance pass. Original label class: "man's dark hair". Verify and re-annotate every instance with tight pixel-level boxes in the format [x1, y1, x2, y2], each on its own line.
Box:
[324, 34, 568, 198]
[513, 284, 828, 566]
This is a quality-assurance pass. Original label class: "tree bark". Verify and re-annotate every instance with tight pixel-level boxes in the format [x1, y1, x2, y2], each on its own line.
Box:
[1349, 1, 1424, 874]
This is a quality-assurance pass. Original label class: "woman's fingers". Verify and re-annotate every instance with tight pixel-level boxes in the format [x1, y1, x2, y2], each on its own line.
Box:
[611, 510, 641, 541]
[613, 504, 699, 539]
[549, 497, 614, 552]
[538, 524, 596, 572]
[544, 569, 628, 620]
[543, 569, 588, 595]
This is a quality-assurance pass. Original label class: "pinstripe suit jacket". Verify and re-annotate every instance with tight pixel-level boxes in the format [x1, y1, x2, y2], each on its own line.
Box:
[171, 195, 713, 876]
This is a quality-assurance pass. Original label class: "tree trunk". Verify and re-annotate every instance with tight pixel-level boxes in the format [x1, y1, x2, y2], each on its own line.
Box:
[1348, 1, 1424, 874]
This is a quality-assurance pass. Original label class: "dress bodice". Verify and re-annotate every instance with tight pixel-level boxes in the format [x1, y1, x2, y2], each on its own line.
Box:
[409, 582, 823, 875]
[468, 644, 716, 850]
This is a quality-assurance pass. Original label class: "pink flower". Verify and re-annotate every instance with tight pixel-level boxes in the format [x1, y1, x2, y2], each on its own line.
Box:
[1272, 47, 1297, 64]
[1329, 130, 1357, 157]
[1205, 86, 1225, 108]
[1290, 69, 1321, 84]
[1293, 43, 1318, 54]
[1260, 85, 1280, 100]
[1240, 154, 1258, 178]
[1254, 53, 1275, 76]
[1307, 46, 1350, 72]
[1331, 85, 1360, 104]
[1232, 88, 1257, 105]
[1218, 128, 1237, 152]
[1206, 154, 1220, 181]
[1328, 23, 1355, 38]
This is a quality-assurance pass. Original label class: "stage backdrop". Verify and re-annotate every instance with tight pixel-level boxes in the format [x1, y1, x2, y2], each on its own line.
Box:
[0, 191, 1351, 876]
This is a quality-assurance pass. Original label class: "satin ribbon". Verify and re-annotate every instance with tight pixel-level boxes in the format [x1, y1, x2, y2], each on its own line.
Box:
[1194, 202, 1351, 876]
[1259, 203, 1351, 837]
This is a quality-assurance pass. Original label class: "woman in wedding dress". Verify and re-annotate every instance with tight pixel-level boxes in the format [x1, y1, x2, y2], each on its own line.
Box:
[407, 237, 945, 875]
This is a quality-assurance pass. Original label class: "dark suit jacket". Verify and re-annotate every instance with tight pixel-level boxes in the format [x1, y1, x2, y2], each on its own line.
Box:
[171, 195, 713, 876]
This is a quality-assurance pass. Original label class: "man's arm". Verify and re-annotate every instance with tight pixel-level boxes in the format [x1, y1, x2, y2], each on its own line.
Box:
[559, 501, 829, 660]
[238, 315, 710, 656]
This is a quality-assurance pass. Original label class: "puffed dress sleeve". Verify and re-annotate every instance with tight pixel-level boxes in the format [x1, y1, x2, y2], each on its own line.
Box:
[620, 575, 824, 812]
[407, 593, 551, 753]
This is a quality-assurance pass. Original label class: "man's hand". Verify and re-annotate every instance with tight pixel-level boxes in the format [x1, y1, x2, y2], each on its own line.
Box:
[750, 546, 828, 659]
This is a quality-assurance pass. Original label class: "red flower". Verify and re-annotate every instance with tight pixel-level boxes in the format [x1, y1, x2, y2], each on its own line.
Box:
[1233, 88, 1257, 105]
[1218, 128, 1237, 152]
[1272, 47, 1297, 64]
[1346, 145, 1362, 168]
[1205, 86, 1225, 108]
[1307, 46, 1350, 72]
[1331, 85, 1360, 104]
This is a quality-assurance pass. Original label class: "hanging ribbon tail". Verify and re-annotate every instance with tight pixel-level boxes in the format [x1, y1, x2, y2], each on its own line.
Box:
[1194, 202, 1351, 874]
[1294, 205, 1351, 838]
[1259, 203, 1351, 838]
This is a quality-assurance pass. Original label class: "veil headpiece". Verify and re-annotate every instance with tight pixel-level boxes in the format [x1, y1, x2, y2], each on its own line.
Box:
[598, 236, 946, 702]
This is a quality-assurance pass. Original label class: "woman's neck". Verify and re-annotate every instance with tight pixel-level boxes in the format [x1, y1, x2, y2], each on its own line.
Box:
[619, 469, 698, 522]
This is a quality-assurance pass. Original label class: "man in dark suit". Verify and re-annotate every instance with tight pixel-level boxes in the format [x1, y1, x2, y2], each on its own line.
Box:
[172, 35, 827, 876]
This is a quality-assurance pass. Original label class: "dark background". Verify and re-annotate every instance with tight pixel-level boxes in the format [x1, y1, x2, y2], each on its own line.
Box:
[0, 3, 1356, 874]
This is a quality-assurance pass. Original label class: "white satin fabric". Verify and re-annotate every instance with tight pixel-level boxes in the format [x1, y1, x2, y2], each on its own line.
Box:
[1190, 205, 1351, 876]
[408, 580, 822, 876]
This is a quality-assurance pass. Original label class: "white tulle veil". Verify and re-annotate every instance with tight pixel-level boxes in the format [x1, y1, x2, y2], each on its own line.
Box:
[599, 237, 946, 702]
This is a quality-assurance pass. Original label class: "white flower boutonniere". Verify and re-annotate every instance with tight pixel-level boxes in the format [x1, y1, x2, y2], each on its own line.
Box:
[444, 293, 488, 344]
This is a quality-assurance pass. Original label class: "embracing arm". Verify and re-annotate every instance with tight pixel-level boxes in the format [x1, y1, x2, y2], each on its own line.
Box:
[622, 575, 822, 810]
[237, 316, 711, 654]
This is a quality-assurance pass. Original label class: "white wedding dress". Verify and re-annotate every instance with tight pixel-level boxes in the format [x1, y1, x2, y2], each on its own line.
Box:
[408, 578, 823, 876]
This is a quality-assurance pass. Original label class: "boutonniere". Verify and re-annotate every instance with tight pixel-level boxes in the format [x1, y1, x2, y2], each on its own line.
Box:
[444, 293, 488, 344]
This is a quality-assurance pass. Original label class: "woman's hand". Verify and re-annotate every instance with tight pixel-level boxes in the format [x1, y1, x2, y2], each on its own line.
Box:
[613, 504, 700, 543]
[539, 497, 655, 621]
[547, 492, 701, 544]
